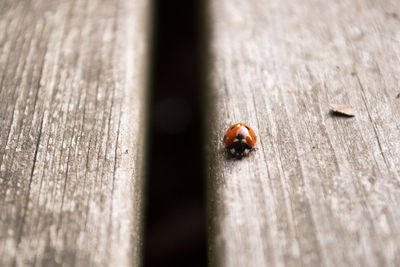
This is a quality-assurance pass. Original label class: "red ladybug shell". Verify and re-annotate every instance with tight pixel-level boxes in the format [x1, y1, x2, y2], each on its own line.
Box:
[223, 123, 256, 157]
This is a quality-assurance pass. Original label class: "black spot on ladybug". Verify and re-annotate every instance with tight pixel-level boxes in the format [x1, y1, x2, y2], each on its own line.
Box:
[253, 136, 256, 140]
[245, 126, 250, 130]
[230, 126, 235, 130]
[236, 134, 244, 140]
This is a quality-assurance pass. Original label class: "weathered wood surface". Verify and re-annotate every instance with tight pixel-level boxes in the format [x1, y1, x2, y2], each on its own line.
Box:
[0, 0, 149, 266]
[206, 0, 400, 266]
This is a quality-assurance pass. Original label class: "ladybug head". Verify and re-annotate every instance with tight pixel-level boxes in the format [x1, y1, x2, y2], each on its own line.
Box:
[228, 134, 252, 157]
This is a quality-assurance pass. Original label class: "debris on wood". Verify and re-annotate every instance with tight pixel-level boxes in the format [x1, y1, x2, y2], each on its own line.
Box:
[351, 71, 357, 76]
[288, 89, 292, 94]
[329, 104, 355, 117]
[387, 11, 399, 20]
[396, 93, 400, 99]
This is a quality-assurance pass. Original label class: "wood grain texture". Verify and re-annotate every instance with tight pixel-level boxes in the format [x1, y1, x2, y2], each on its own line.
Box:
[206, 0, 400, 266]
[0, 0, 150, 266]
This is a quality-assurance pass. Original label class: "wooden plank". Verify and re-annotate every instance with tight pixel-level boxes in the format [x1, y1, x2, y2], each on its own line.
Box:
[0, 0, 150, 266]
[206, 0, 400, 266]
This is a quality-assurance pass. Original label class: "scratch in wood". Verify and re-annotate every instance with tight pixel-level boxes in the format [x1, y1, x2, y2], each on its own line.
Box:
[83, 135, 93, 231]
[57, 94, 72, 173]
[355, 74, 390, 169]
[251, 90, 269, 172]
[34, 115, 51, 227]
[17, 113, 44, 246]
[0, 102, 16, 171]
[107, 107, 121, 254]
[58, 116, 74, 233]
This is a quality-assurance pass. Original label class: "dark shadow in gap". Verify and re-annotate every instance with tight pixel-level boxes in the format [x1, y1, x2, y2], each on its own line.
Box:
[144, 0, 207, 266]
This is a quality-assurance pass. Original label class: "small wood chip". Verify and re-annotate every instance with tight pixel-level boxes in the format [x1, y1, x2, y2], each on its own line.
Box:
[396, 93, 400, 99]
[329, 104, 355, 117]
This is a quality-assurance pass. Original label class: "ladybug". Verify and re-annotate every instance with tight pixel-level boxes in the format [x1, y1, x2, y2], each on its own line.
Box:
[223, 123, 256, 157]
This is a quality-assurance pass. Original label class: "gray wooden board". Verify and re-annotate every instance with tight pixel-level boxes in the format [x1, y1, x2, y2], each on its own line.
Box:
[0, 0, 150, 266]
[206, 0, 400, 266]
